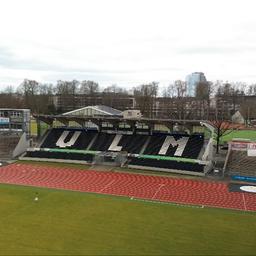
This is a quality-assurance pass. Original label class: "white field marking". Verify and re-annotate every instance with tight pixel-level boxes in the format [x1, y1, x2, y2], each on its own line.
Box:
[152, 184, 165, 199]
[242, 193, 247, 211]
[132, 198, 203, 209]
[131, 198, 255, 212]
[99, 180, 115, 193]
[240, 186, 256, 193]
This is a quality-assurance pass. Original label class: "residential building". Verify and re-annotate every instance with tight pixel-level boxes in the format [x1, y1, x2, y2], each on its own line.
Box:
[51, 93, 135, 113]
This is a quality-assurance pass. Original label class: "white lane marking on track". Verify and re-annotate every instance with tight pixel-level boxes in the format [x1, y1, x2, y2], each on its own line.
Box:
[242, 193, 247, 211]
[152, 184, 165, 199]
[99, 180, 115, 193]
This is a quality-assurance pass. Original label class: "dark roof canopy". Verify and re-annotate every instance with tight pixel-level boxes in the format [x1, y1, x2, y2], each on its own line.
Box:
[34, 114, 205, 128]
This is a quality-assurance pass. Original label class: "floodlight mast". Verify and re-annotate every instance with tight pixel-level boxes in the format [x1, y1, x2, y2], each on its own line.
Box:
[200, 121, 215, 137]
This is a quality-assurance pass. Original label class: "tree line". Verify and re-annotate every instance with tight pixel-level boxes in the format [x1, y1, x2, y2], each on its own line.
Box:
[0, 78, 256, 119]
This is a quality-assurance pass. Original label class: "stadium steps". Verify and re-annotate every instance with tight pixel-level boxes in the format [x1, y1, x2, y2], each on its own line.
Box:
[86, 132, 98, 150]
[138, 136, 150, 154]
[0, 135, 21, 160]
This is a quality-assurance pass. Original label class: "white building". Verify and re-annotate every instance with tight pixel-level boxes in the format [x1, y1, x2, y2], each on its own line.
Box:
[122, 110, 142, 119]
[62, 105, 122, 117]
[62, 105, 123, 129]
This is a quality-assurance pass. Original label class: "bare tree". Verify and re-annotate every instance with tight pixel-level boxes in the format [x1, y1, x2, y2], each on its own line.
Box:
[56, 80, 79, 95]
[36, 83, 55, 114]
[215, 82, 245, 120]
[80, 80, 99, 95]
[0, 85, 24, 108]
[103, 84, 127, 94]
[162, 83, 176, 98]
[56, 80, 79, 111]
[247, 84, 256, 95]
[133, 82, 158, 118]
[17, 79, 40, 112]
[209, 120, 243, 154]
[174, 80, 187, 119]
[195, 81, 212, 119]
[240, 98, 256, 125]
[102, 85, 129, 110]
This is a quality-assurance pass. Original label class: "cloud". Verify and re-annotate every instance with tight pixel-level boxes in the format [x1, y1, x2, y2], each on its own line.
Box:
[0, 47, 16, 66]
[178, 45, 256, 55]
[1, 0, 256, 88]
[0, 44, 181, 75]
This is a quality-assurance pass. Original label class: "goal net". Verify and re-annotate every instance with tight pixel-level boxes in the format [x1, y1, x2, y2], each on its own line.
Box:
[224, 140, 256, 178]
[93, 151, 128, 166]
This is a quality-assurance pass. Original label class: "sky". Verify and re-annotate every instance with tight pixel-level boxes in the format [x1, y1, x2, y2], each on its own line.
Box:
[0, 0, 256, 90]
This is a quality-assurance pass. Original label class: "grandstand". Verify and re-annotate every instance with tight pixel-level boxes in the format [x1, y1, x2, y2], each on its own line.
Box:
[21, 114, 214, 176]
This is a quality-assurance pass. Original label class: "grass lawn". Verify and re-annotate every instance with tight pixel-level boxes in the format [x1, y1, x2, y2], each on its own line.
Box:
[221, 130, 256, 143]
[0, 184, 255, 255]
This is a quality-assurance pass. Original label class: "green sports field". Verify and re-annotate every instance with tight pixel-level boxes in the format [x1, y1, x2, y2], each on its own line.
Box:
[0, 184, 256, 255]
[221, 130, 256, 143]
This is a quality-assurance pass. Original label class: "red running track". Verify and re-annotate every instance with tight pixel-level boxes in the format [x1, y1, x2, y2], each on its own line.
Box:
[0, 163, 255, 212]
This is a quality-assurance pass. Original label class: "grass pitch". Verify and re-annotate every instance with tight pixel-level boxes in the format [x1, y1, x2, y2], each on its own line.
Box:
[221, 130, 256, 143]
[0, 184, 255, 255]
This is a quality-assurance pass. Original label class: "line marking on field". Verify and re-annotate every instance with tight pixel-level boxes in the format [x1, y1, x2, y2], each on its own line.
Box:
[99, 180, 115, 193]
[152, 184, 165, 199]
[242, 193, 247, 211]
[131, 197, 256, 213]
[132, 197, 203, 209]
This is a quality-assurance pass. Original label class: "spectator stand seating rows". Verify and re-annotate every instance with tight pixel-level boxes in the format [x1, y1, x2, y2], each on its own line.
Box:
[23, 128, 208, 174]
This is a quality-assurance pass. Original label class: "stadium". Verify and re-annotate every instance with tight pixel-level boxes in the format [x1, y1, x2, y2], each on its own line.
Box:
[0, 106, 256, 255]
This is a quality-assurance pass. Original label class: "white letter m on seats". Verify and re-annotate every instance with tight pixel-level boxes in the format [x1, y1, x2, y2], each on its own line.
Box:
[158, 136, 189, 156]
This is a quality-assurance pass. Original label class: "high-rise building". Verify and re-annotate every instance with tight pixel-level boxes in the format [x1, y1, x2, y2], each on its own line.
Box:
[186, 72, 207, 97]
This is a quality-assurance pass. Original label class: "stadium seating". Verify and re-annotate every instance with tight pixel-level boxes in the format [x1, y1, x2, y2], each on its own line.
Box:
[90, 133, 116, 151]
[117, 134, 148, 154]
[128, 157, 205, 173]
[23, 127, 207, 174]
[41, 128, 97, 150]
[25, 150, 94, 162]
[37, 128, 204, 156]
[143, 133, 204, 158]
